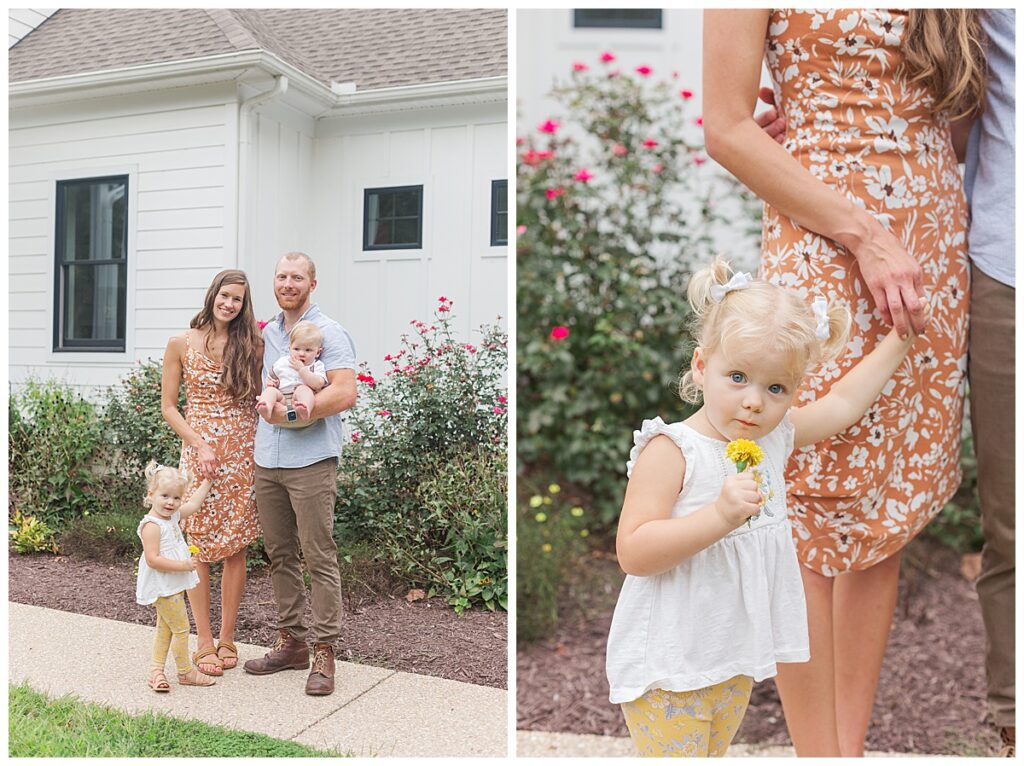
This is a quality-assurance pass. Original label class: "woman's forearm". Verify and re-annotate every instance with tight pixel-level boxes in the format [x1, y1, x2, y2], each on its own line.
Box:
[161, 404, 205, 450]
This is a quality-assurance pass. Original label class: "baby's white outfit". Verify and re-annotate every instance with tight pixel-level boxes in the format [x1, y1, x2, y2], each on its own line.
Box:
[606, 414, 809, 704]
[271, 356, 327, 393]
[135, 511, 199, 605]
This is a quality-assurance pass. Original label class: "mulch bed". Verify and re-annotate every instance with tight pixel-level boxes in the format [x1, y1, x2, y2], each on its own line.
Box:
[517, 534, 1002, 755]
[9, 553, 506, 690]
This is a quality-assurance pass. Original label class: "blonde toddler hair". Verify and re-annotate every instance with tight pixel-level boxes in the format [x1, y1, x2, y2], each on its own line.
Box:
[143, 460, 190, 508]
[289, 320, 323, 349]
[678, 256, 851, 403]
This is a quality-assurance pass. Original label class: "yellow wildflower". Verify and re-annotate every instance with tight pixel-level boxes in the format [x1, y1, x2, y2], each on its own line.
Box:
[529, 495, 543, 508]
[548, 483, 561, 494]
[187, 544, 200, 555]
[580, 529, 590, 537]
[570, 506, 584, 517]
[542, 543, 553, 553]
[725, 439, 764, 471]
[535, 512, 548, 523]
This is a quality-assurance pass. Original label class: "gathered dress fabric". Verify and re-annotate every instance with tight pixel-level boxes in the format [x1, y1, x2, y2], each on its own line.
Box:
[135, 511, 199, 605]
[760, 9, 969, 576]
[179, 332, 261, 562]
[606, 416, 809, 705]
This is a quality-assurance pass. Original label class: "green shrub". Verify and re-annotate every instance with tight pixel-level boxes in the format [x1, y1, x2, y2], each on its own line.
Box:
[516, 54, 761, 528]
[59, 510, 141, 563]
[102, 359, 184, 475]
[9, 379, 104, 529]
[8, 511, 57, 554]
[925, 428, 984, 554]
[336, 299, 508, 609]
[516, 478, 592, 642]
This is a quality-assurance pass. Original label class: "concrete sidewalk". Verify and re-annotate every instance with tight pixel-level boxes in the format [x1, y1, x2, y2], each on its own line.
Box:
[516, 730, 925, 758]
[9, 602, 506, 757]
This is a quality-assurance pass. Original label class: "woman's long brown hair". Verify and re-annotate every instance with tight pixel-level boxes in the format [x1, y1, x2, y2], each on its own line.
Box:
[904, 10, 988, 120]
[190, 269, 262, 402]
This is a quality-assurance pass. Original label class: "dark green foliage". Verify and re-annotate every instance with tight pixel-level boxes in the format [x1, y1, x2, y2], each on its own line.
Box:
[102, 359, 184, 474]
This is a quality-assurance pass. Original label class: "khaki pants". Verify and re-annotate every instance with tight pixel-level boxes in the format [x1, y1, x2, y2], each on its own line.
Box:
[968, 264, 1015, 728]
[255, 458, 341, 645]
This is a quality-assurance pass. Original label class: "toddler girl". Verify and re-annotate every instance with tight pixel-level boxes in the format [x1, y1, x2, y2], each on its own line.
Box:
[137, 461, 214, 691]
[606, 257, 926, 756]
[256, 319, 328, 422]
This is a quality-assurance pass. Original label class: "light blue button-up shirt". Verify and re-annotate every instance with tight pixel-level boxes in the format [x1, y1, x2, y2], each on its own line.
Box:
[254, 304, 357, 469]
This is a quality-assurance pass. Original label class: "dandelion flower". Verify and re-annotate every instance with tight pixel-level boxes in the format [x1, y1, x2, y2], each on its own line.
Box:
[725, 439, 764, 471]
[570, 506, 584, 517]
[188, 544, 200, 555]
[535, 512, 548, 523]
[548, 483, 561, 494]
[542, 543, 553, 553]
[529, 495, 543, 508]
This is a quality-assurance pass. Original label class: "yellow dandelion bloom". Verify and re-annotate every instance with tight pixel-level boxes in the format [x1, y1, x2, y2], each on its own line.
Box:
[580, 529, 590, 537]
[543, 496, 552, 505]
[529, 495, 543, 508]
[535, 512, 548, 523]
[725, 439, 764, 471]
[187, 544, 200, 555]
[542, 543, 553, 553]
[570, 506, 584, 517]
[548, 483, 561, 494]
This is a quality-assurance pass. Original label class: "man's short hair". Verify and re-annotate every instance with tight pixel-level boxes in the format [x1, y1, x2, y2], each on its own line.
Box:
[278, 252, 317, 281]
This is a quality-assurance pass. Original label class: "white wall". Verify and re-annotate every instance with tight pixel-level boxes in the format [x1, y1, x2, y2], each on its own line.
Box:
[312, 101, 508, 375]
[9, 83, 238, 394]
[8, 8, 57, 49]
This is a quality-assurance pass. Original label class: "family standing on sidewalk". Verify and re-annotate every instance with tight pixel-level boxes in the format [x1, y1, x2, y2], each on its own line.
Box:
[607, 8, 1014, 758]
[140, 252, 356, 697]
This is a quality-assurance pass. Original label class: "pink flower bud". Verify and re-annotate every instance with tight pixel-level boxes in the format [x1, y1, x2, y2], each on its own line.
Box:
[611, 144, 628, 157]
[538, 119, 559, 134]
[545, 187, 565, 200]
[574, 168, 593, 183]
[636, 65, 652, 76]
[550, 326, 570, 340]
[680, 89, 694, 100]
[643, 138, 658, 149]
[600, 51, 616, 63]
[573, 62, 588, 72]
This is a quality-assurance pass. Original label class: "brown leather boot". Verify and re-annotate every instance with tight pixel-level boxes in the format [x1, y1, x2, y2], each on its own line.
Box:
[242, 630, 309, 675]
[998, 727, 1015, 757]
[305, 643, 335, 696]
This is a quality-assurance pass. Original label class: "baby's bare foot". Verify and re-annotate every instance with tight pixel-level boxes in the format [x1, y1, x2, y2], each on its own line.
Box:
[256, 400, 270, 415]
[294, 401, 311, 421]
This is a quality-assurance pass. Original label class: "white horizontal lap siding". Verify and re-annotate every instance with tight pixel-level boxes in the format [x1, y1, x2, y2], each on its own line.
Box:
[9, 90, 237, 397]
[313, 102, 508, 377]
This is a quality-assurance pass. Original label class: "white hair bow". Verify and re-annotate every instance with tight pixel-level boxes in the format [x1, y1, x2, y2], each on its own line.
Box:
[811, 296, 830, 340]
[709, 272, 753, 303]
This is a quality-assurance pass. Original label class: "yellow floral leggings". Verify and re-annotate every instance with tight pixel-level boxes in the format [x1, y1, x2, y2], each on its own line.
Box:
[151, 592, 192, 676]
[620, 675, 754, 757]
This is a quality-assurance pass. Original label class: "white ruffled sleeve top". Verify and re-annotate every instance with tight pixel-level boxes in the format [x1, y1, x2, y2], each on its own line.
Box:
[135, 511, 200, 605]
[605, 415, 809, 704]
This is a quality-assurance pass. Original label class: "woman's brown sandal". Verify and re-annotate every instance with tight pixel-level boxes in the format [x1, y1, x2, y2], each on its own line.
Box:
[178, 667, 216, 687]
[148, 669, 170, 693]
[216, 640, 239, 670]
[192, 645, 224, 676]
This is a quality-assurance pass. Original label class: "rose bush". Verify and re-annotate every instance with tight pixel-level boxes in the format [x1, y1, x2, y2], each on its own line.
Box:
[517, 54, 761, 529]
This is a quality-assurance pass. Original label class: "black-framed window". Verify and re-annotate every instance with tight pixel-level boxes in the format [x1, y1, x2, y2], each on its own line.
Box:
[53, 176, 128, 352]
[573, 10, 663, 29]
[490, 179, 508, 246]
[363, 185, 423, 250]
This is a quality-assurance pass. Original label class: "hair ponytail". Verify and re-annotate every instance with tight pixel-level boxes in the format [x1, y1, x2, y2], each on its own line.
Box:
[686, 255, 734, 316]
[818, 300, 852, 363]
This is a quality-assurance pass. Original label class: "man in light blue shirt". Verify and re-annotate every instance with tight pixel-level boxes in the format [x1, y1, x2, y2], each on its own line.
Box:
[242, 252, 357, 696]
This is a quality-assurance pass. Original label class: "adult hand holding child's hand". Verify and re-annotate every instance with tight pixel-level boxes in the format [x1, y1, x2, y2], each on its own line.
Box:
[714, 470, 762, 527]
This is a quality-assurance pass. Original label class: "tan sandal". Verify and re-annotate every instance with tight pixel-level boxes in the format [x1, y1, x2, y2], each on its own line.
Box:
[192, 645, 224, 676]
[178, 667, 216, 687]
[148, 669, 170, 693]
[216, 639, 239, 670]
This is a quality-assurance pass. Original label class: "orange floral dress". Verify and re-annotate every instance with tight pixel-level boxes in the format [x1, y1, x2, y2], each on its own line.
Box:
[179, 332, 261, 562]
[760, 10, 969, 576]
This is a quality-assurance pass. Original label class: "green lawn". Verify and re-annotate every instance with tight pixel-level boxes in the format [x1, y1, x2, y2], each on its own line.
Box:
[9, 684, 347, 757]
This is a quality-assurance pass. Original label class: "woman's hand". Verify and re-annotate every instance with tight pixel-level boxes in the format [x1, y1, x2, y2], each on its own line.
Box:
[196, 441, 219, 480]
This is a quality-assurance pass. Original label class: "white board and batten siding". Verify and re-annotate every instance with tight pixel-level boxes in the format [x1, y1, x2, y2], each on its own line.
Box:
[312, 101, 508, 377]
[8, 8, 57, 49]
[9, 83, 239, 396]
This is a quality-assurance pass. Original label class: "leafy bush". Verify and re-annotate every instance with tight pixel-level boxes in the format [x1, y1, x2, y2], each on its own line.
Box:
[925, 427, 983, 554]
[9, 379, 104, 529]
[336, 298, 508, 610]
[516, 478, 592, 642]
[59, 510, 141, 563]
[517, 53, 761, 527]
[8, 511, 57, 554]
[102, 360, 184, 475]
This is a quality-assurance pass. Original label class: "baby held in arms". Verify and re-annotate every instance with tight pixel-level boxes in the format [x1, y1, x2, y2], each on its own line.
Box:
[256, 320, 328, 421]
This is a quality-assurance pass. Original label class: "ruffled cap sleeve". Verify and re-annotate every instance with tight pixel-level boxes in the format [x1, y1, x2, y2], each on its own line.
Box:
[625, 417, 694, 481]
[778, 409, 796, 459]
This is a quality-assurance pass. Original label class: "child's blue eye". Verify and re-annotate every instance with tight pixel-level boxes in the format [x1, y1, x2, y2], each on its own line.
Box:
[769, 384, 786, 395]
[730, 372, 746, 384]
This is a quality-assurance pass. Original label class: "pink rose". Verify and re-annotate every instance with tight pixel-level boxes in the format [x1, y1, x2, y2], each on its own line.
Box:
[653, 163, 664, 174]
[538, 119, 559, 134]
[550, 326, 569, 340]
[573, 62, 588, 72]
[574, 168, 593, 183]
[600, 51, 615, 63]
[611, 144, 628, 157]
[636, 65, 652, 76]
[516, 225, 527, 235]
[696, 116, 703, 127]
[643, 138, 658, 149]
[694, 155, 706, 166]
[545, 187, 565, 200]
[680, 89, 694, 100]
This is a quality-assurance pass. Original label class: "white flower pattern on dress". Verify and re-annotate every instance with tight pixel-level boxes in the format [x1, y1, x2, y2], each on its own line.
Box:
[761, 10, 968, 576]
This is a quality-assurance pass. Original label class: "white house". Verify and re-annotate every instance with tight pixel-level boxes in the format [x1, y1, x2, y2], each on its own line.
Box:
[9, 8, 509, 395]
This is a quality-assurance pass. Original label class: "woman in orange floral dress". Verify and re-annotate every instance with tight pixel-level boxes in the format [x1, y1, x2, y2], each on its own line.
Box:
[161, 269, 263, 676]
[703, 9, 986, 756]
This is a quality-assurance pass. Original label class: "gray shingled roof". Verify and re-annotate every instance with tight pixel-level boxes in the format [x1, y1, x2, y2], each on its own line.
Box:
[9, 8, 508, 90]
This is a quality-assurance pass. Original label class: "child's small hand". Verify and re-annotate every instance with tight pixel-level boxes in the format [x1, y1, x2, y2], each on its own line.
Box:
[715, 470, 762, 527]
[288, 357, 304, 371]
[182, 558, 198, 572]
[267, 375, 279, 388]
